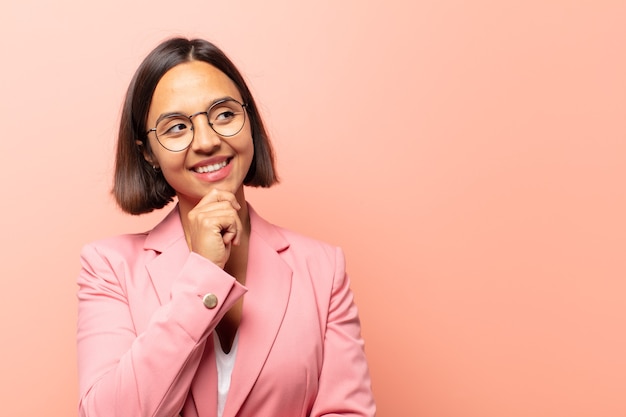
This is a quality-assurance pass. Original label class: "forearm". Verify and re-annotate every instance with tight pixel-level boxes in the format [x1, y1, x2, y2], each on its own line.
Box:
[77, 248, 246, 417]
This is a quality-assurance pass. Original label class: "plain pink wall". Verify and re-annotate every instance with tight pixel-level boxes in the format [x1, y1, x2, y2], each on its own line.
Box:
[1, 1, 625, 416]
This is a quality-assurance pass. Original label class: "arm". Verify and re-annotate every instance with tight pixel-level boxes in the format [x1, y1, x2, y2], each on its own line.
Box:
[310, 248, 376, 417]
[77, 244, 246, 417]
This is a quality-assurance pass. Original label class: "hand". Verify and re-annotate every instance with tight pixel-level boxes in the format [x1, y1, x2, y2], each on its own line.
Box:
[186, 189, 243, 269]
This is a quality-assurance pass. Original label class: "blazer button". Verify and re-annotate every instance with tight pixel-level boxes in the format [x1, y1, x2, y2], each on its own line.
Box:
[202, 293, 218, 309]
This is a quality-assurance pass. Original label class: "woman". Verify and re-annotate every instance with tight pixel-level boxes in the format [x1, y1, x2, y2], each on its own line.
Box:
[76, 37, 375, 417]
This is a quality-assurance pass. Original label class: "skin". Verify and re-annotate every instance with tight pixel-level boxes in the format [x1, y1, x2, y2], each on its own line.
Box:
[143, 60, 254, 352]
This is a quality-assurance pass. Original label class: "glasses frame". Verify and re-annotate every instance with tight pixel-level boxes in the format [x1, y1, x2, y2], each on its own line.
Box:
[145, 98, 248, 152]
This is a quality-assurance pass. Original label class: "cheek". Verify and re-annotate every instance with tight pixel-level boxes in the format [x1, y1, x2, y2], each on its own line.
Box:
[159, 154, 186, 171]
[150, 146, 186, 173]
[241, 127, 255, 158]
[240, 137, 255, 168]
[229, 126, 255, 166]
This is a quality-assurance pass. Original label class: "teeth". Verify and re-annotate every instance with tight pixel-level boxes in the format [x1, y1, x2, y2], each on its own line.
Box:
[195, 160, 228, 173]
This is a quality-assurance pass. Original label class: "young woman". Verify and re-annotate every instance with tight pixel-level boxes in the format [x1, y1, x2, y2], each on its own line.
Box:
[76, 37, 375, 417]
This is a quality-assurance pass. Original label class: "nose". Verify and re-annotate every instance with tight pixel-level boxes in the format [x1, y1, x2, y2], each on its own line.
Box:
[189, 112, 221, 152]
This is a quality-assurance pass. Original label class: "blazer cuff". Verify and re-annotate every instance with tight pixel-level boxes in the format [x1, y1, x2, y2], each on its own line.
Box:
[169, 252, 248, 342]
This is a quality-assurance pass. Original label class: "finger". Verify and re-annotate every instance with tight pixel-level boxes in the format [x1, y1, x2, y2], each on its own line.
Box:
[211, 210, 243, 246]
[192, 209, 243, 243]
[197, 189, 241, 210]
[191, 200, 238, 216]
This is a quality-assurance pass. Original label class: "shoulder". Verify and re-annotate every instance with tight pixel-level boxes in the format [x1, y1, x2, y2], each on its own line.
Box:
[79, 232, 151, 273]
[260, 220, 347, 285]
[80, 206, 182, 264]
[81, 232, 149, 257]
[252, 209, 338, 256]
[278, 225, 340, 258]
[250, 206, 344, 266]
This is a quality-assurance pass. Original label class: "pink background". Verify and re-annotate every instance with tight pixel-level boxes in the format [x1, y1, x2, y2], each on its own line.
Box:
[1, 1, 625, 416]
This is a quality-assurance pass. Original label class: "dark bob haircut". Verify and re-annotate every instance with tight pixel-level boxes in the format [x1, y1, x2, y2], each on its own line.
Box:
[113, 37, 278, 215]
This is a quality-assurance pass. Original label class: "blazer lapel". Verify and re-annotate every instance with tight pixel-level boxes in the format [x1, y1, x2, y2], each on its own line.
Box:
[143, 206, 189, 305]
[189, 334, 218, 416]
[222, 206, 292, 417]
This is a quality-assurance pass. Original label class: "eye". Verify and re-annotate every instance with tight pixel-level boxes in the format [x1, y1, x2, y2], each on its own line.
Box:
[214, 109, 236, 122]
[210, 100, 243, 125]
[157, 117, 191, 137]
[167, 123, 189, 134]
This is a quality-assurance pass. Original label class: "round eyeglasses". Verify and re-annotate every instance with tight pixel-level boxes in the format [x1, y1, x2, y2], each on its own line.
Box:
[146, 98, 247, 152]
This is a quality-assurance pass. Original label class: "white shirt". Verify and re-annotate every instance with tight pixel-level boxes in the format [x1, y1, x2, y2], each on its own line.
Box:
[213, 331, 239, 417]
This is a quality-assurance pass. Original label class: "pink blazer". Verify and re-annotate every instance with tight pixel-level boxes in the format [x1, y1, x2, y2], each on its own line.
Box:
[77, 205, 375, 417]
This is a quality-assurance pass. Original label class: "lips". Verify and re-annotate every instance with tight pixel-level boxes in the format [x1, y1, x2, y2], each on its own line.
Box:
[192, 157, 231, 173]
[193, 159, 230, 174]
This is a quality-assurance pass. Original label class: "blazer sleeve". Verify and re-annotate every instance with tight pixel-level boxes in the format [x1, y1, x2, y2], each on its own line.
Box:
[76, 243, 246, 417]
[309, 247, 376, 417]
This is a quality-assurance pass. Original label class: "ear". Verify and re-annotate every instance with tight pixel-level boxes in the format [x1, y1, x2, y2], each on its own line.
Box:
[136, 140, 159, 169]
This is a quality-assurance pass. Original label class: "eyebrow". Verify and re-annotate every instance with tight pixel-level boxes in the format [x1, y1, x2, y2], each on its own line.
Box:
[154, 95, 239, 123]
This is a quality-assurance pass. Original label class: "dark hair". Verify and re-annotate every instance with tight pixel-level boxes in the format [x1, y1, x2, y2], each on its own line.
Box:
[113, 37, 278, 214]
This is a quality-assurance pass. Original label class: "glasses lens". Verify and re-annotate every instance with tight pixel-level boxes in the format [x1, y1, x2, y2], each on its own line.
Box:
[155, 116, 193, 152]
[208, 100, 246, 137]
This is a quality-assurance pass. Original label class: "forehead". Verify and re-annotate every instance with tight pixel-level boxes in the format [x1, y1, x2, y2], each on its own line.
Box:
[149, 61, 242, 115]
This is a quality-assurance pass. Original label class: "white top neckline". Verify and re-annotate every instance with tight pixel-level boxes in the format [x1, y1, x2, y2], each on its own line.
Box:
[213, 331, 239, 417]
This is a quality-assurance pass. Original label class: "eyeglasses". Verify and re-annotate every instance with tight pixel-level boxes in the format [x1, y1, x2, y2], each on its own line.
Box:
[146, 98, 247, 152]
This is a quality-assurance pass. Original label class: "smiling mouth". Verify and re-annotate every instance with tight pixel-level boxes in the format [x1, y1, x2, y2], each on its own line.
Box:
[193, 159, 230, 173]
